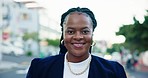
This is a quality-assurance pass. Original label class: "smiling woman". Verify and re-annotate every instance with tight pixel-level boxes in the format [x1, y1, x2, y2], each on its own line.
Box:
[26, 7, 127, 78]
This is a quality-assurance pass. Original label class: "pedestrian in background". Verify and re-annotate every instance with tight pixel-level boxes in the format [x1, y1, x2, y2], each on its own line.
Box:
[26, 7, 127, 78]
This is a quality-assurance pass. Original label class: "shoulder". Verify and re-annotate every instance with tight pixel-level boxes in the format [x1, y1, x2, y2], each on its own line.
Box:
[26, 54, 64, 78]
[26, 54, 65, 78]
[92, 55, 127, 78]
[92, 55, 124, 70]
[92, 55, 120, 65]
[28, 54, 65, 72]
[31, 54, 64, 66]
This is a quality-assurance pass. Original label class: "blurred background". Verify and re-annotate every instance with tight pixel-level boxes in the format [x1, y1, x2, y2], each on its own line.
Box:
[0, 0, 148, 78]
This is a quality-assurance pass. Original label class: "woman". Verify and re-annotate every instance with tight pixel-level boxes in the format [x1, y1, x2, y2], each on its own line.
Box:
[26, 7, 127, 78]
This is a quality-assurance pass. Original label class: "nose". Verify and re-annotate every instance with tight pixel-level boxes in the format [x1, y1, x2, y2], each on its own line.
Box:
[73, 32, 83, 40]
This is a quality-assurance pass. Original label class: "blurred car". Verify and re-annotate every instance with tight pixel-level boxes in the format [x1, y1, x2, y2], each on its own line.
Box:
[0, 42, 25, 56]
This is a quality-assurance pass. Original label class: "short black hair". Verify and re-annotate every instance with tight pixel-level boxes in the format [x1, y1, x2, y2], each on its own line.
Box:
[59, 7, 97, 54]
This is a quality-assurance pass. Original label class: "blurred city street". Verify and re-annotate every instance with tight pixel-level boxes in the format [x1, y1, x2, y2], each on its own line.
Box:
[0, 54, 148, 78]
[0, 54, 34, 78]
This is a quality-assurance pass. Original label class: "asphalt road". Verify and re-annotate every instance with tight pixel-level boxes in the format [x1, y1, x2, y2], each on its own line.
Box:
[0, 68, 26, 78]
[126, 69, 148, 78]
[0, 54, 35, 78]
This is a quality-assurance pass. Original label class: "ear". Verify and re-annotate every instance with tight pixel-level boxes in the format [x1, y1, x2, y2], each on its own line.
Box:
[64, 40, 66, 47]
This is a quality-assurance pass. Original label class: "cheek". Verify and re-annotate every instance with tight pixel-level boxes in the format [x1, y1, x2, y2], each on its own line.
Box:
[86, 35, 93, 43]
[63, 35, 71, 46]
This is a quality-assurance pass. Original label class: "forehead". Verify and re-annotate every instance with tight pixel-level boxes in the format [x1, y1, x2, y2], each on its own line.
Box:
[64, 12, 92, 26]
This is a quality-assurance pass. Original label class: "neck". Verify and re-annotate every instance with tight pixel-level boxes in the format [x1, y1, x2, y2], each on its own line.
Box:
[66, 52, 90, 63]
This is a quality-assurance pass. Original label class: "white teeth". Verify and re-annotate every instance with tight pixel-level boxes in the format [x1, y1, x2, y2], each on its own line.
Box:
[73, 44, 83, 47]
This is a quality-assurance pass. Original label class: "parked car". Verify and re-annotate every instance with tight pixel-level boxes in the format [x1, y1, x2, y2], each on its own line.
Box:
[0, 42, 25, 56]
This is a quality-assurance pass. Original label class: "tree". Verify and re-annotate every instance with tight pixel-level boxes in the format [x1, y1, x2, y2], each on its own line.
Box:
[107, 44, 122, 54]
[22, 32, 38, 41]
[45, 39, 60, 47]
[22, 32, 39, 56]
[116, 12, 148, 53]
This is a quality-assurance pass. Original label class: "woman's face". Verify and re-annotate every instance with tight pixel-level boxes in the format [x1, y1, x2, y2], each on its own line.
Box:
[63, 12, 93, 60]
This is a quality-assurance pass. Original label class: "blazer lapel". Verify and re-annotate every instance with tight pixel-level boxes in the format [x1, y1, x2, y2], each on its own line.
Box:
[46, 54, 65, 78]
[88, 56, 104, 78]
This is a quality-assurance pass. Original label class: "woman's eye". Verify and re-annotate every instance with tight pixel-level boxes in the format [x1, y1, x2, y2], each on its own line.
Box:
[67, 31, 74, 34]
[82, 30, 89, 34]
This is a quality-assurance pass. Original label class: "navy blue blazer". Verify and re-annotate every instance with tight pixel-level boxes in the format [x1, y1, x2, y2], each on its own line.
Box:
[26, 54, 127, 78]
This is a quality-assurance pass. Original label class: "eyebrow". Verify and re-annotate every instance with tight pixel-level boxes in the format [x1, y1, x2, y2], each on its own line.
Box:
[66, 26, 90, 30]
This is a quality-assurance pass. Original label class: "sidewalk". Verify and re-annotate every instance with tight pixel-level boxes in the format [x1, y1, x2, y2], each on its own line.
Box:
[0, 61, 19, 71]
[136, 64, 148, 72]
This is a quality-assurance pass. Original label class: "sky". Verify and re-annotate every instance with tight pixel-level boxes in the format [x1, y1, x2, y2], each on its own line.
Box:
[35, 0, 148, 44]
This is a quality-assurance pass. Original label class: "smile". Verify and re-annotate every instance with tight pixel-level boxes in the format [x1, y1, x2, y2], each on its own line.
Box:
[72, 43, 85, 48]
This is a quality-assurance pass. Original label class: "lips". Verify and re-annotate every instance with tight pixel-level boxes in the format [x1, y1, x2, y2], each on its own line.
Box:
[72, 43, 84, 48]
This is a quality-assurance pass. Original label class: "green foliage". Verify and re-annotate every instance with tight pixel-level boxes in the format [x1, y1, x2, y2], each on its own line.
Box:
[116, 13, 148, 53]
[23, 32, 38, 41]
[46, 39, 60, 47]
[26, 51, 32, 56]
[107, 44, 122, 54]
